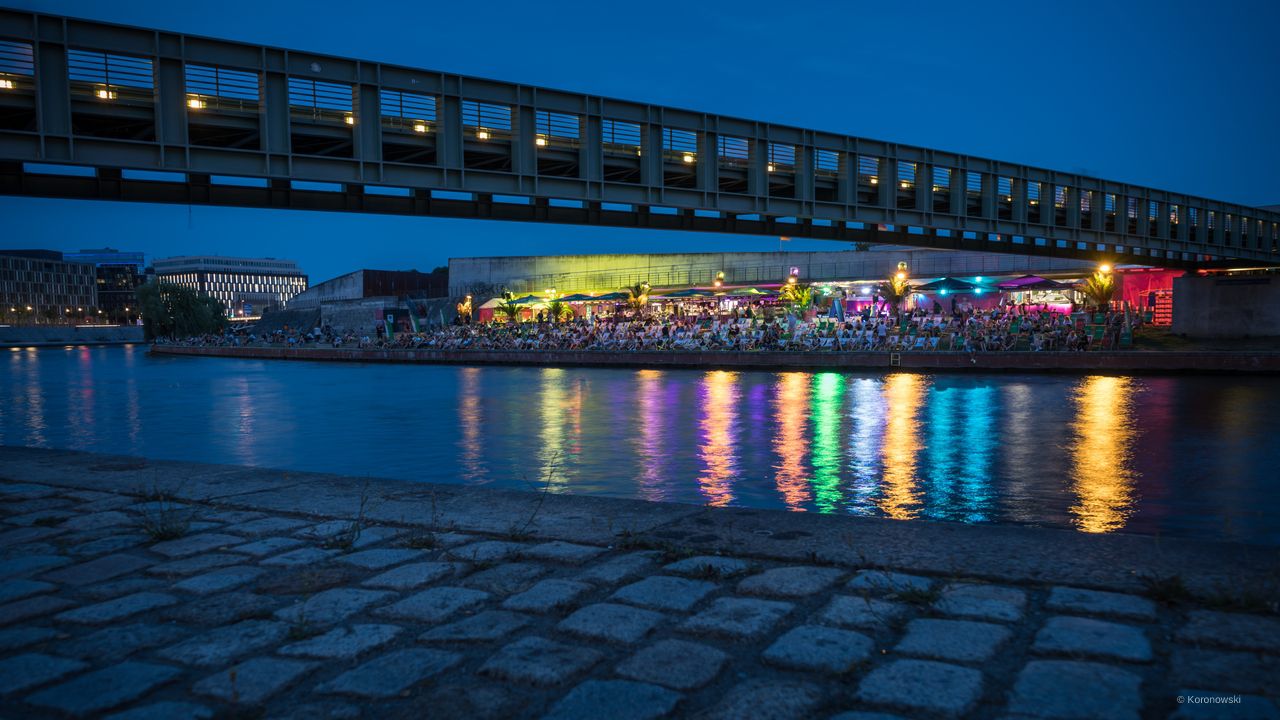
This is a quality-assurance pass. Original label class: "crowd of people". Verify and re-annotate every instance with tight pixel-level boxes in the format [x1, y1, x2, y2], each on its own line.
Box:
[159, 305, 1135, 353]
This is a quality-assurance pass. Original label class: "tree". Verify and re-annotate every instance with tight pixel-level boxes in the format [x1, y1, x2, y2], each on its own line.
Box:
[779, 282, 813, 317]
[546, 299, 572, 323]
[624, 282, 650, 316]
[493, 292, 522, 323]
[136, 282, 228, 340]
[878, 273, 913, 319]
[1079, 270, 1116, 311]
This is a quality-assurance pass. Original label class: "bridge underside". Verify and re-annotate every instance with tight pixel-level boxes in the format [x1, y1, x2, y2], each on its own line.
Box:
[1, 9, 1277, 272]
[0, 163, 1257, 273]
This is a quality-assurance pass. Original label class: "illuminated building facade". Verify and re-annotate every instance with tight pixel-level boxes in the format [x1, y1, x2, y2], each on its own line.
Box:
[153, 255, 308, 317]
[0, 249, 97, 323]
[63, 248, 146, 319]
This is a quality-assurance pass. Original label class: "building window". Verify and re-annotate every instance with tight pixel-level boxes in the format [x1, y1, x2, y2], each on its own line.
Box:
[534, 110, 581, 178]
[0, 40, 36, 131]
[66, 48, 155, 140]
[288, 78, 354, 157]
[662, 128, 698, 188]
[461, 100, 513, 171]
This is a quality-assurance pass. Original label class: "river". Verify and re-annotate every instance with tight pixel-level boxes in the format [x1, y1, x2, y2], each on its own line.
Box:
[3, 345, 1277, 544]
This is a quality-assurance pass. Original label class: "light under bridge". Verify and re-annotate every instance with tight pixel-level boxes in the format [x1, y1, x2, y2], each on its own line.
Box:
[0, 8, 1277, 271]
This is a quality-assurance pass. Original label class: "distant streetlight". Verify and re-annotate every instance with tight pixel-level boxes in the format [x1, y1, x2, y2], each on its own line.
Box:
[1099, 263, 1113, 274]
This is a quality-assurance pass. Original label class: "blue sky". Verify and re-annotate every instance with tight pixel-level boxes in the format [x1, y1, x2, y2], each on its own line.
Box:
[4, 0, 1278, 282]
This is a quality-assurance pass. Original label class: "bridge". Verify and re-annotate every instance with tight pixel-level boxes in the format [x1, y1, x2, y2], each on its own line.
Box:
[0, 8, 1277, 271]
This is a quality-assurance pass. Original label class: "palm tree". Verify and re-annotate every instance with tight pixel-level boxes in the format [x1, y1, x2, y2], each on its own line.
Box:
[878, 273, 913, 319]
[779, 282, 813, 317]
[493, 293, 522, 323]
[1079, 270, 1116, 311]
[624, 281, 650, 316]
[546, 299, 572, 323]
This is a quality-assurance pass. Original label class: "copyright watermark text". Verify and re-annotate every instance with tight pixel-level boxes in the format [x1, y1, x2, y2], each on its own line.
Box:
[1177, 694, 1242, 705]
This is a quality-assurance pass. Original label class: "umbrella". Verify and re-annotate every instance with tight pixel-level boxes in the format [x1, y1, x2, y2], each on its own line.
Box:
[996, 275, 1071, 291]
[658, 288, 717, 298]
[558, 293, 596, 302]
[591, 292, 630, 301]
[727, 287, 776, 296]
[916, 277, 981, 293]
[509, 295, 544, 305]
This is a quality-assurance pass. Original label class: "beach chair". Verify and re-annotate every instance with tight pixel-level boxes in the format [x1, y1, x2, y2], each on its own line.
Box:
[928, 336, 940, 351]
[911, 336, 927, 351]
[886, 334, 900, 351]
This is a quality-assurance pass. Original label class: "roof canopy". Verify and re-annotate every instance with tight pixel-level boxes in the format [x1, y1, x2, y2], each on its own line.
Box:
[996, 275, 1072, 291]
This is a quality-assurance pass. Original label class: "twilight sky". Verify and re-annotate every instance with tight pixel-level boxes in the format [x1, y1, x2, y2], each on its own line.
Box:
[4, 0, 1278, 282]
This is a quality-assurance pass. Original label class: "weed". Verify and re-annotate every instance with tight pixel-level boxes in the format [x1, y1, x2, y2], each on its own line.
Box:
[135, 480, 195, 541]
[323, 480, 373, 552]
[689, 562, 723, 580]
[508, 453, 561, 542]
[1140, 573, 1193, 606]
[892, 585, 942, 607]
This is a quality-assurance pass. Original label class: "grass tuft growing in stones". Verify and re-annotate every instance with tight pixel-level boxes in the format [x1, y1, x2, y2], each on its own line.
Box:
[1140, 573, 1193, 606]
[892, 585, 943, 607]
[135, 481, 195, 541]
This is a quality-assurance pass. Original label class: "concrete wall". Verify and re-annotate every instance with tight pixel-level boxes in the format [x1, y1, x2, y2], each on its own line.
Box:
[319, 297, 396, 334]
[288, 270, 364, 309]
[0, 325, 144, 347]
[448, 249, 1096, 296]
[1172, 275, 1280, 337]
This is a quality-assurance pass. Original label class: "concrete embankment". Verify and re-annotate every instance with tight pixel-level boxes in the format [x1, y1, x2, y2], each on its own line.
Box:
[1, 325, 144, 347]
[150, 343, 1280, 374]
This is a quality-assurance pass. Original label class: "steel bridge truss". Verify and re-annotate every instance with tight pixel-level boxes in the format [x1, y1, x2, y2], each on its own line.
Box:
[1, 9, 1277, 270]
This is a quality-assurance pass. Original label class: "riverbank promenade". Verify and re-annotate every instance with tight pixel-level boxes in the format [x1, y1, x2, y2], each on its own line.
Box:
[151, 343, 1280, 374]
[1, 446, 1277, 718]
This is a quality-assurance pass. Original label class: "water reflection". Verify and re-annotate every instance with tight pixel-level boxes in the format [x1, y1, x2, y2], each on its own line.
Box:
[634, 370, 669, 502]
[811, 373, 844, 513]
[1068, 375, 1140, 533]
[696, 371, 739, 506]
[772, 372, 812, 510]
[457, 367, 487, 483]
[2, 348, 1276, 544]
[879, 373, 925, 520]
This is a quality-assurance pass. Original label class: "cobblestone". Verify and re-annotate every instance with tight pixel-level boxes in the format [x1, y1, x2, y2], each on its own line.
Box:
[611, 575, 717, 612]
[663, 555, 751, 578]
[814, 595, 908, 630]
[1176, 610, 1280, 653]
[0, 652, 88, 694]
[67, 534, 149, 557]
[146, 553, 244, 576]
[544, 679, 682, 720]
[59, 510, 132, 532]
[479, 636, 603, 686]
[575, 552, 656, 586]
[501, 579, 592, 612]
[846, 570, 933, 596]
[259, 547, 338, 567]
[933, 583, 1027, 622]
[705, 679, 824, 720]
[1033, 616, 1152, 662]
[157, 620, 289, 667]
[334, 548, 424, 569]
[1170, 647, 1280, 697]
[896, 618, 1013, 663]
[103, 701, 214, 720]
[274, 588, 395, 625]
[0, 594, 75, 624]
[55, 591, 177, 624]
[27, 662, 181, 717]
[376, 586, 490, 623]
[762, 624, 874, 673]
[559, 602, 666, 643]
[0, 554, 70, 579]
[1044, 586, 1157, 621]
[0, 578, 55, 604]
[1007, 660, 1142, 719]
[40, 553, 151, 586]
[172, 566, 265, 595]
[857, 659, 984, 718]
[738, 566, 845, 597]
[447, 540, 528, 563]
[193, 656, 316, 704]
[229, 536, 305, 557]
[317, 648, 461, 698]
[0, 627, 57, 652]
[420, 610, 532, 643]
[161, 591, 282, 626]
[520, 541, 606, 565]
[223, 516, 311, 536]
[460, 562, 548, 594]
[361, 561, 463, 590]
[149, 533, 242, 558]
[615, 639, 728, 690]
[278, 623, 402, 659]
[57, 622, 188, 662]
[681, 597, 794, 639]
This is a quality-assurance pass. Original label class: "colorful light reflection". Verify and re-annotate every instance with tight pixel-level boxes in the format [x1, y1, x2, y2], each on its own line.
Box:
[1068, 375, 1140, 533]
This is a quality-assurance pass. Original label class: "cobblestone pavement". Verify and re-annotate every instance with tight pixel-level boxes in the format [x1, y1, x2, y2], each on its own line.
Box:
[1, 451, 1279, 719]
